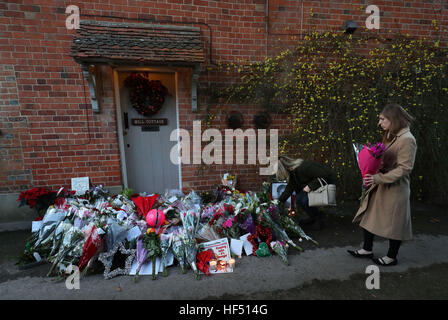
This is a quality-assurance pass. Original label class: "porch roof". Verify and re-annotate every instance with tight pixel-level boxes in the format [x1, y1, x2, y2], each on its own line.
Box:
[70, 20, 205, 66]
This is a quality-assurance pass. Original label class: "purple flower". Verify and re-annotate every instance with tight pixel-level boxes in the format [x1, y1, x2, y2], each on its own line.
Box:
[239, 214, 255, 235]
[133, 238, 149, 283]
[136, 239, 148, 265]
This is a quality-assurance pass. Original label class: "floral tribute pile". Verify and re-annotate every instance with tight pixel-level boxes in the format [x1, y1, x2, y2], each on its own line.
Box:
[17, 181, 317, 281]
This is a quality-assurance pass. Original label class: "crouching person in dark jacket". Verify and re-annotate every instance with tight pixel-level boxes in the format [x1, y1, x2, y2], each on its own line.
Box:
[276, 156, 337, 230]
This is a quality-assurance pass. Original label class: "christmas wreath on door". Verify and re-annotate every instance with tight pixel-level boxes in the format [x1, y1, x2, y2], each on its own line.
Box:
[124, 73, 168, 117]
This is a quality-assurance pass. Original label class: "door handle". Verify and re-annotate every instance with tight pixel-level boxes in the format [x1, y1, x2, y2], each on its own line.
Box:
[124, 112, 129, 130]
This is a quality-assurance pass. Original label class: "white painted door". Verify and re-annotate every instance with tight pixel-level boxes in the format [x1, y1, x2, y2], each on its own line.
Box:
[119, 72, 180, 194]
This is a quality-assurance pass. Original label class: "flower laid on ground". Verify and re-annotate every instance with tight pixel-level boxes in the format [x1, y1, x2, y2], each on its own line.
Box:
[199, 191, 214, 205]
[78, 224, 104, 274]
[280, 215, 318, 245]
[183, 237, 200, 280]
[196, 249, 214, 276]
[271, 240, 289, 265]
[17, 187, 57, 217]
[172, 233, 187, 274]
[261, 207, 303, 252]
[46, 224, 85, 277]
[235, 208, 255, 235]
[81, 185, 110, 204]
[143, 228, 161, 280]
[180, 209, 201, 280]
[133, 238, 148, 283]
[120, 187, 136, 200]
[133, 195, 158, 218]
[160, 232, 173, 276]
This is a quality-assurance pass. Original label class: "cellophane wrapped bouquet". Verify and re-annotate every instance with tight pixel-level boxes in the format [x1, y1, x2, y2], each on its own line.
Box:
[353, 142, 386, 202]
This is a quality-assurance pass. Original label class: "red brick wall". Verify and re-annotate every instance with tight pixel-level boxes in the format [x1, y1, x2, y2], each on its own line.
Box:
[1, 0, 447, 195]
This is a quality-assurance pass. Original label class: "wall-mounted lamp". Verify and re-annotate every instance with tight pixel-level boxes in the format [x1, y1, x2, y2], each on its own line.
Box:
[191, 65, 200, 113]
[81, 64, 102, 113]
[343, 20, 358, 34]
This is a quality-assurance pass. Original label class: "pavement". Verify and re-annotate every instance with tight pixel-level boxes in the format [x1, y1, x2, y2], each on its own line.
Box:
[0, 201, 447, 300]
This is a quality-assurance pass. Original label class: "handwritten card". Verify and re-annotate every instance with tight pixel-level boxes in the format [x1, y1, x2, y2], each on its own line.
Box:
[230, 238, 243, 257]
[71, 177, 90, 195]
[198, 238, 233, 274]
[198, 238, 231, 261]
[240, 233, 254, 256]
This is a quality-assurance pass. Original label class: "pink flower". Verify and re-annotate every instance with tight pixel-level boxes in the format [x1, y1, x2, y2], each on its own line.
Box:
[222, 217, 233, 228]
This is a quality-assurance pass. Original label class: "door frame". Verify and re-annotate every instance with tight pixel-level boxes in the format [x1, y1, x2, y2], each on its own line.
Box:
[112, 66, 182, 191]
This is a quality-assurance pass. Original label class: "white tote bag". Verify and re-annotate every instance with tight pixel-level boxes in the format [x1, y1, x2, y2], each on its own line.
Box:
[308, 178, 337, 207]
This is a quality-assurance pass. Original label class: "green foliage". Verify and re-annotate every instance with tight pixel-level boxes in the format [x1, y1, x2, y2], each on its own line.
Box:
[199, 191, 214, 205]
[143, 232, 161, 257]
[218, 32, 448, 203]
[120, 187, 135, 200]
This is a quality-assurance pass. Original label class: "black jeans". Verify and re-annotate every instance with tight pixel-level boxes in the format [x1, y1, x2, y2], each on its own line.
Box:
[362, 228, 402, 259]
[295, 191, 323, 220]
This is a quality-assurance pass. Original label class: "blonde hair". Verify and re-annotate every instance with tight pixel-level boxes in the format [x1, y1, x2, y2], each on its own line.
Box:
[276, 156, 304, 182]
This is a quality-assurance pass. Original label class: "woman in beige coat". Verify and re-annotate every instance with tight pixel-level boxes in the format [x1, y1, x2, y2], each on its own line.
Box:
[348, 103, 417, 266]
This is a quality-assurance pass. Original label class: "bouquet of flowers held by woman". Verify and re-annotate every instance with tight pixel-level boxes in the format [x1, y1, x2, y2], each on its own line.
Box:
[353, 142, 386, 202]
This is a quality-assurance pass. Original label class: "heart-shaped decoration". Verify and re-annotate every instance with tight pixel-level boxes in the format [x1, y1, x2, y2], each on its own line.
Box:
[256, 242, 271, 257]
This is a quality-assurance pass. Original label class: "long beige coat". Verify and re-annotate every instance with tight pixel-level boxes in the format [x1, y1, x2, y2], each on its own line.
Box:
[353, 127, 417, 241]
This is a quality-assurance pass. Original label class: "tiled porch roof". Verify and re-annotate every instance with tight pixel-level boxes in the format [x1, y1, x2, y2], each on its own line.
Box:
[70, 20, 205, 65]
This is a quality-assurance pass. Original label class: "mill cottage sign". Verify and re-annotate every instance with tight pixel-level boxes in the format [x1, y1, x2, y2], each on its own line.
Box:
[131, 119, 168, 126]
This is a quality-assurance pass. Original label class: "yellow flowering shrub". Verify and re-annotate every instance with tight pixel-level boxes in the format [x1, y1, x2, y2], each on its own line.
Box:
[216, 32, 448, 203]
